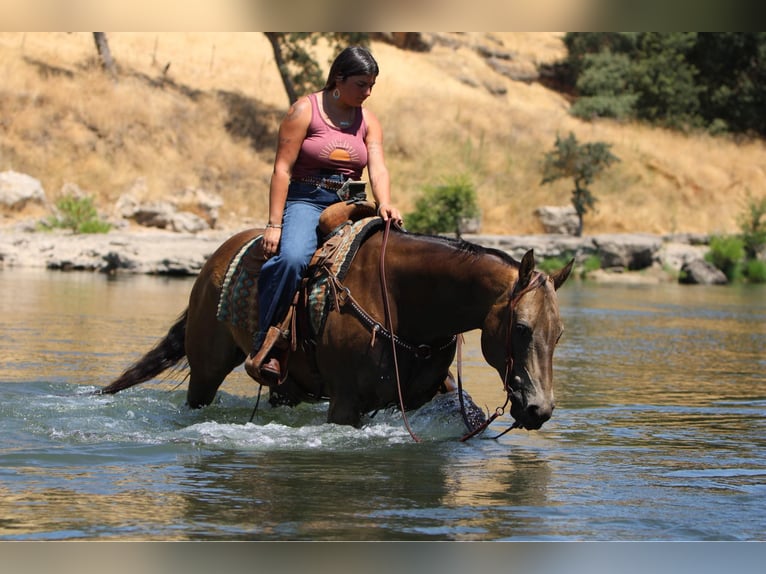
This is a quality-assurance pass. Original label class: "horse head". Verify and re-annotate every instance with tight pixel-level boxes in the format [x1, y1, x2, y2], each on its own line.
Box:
[481, 250, 573, 430]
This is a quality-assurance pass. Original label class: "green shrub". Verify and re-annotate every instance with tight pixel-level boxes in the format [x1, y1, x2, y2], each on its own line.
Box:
[580, 255, 601, 278]
[744, 259, 766, 283]
[737, 192, 766, 261]
[41, 193, 112, 234]
[405, 175, 480, 238]
[705, 235, 745, 282]
[537, 256, 570, 275]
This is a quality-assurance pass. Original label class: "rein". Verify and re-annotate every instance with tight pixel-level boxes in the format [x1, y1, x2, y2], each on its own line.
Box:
[378, 218, 421, 442]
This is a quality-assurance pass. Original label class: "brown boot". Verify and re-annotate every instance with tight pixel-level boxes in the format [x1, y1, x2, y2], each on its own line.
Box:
[244, 325, 290, 385]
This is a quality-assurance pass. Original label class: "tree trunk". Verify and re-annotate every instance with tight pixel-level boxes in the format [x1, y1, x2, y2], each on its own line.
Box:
[265, 32, 298, 105]
[93, 32, 117, 77]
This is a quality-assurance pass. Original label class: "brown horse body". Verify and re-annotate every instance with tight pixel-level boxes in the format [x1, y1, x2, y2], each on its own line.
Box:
[102, 224, 572, 431]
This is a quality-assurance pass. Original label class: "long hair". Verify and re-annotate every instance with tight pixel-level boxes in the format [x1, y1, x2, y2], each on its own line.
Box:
[324, 46, 379, 90]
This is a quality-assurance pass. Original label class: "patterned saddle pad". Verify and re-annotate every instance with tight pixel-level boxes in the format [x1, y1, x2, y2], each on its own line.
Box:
[216, 217, 383, 337]
[215, 235, 263, 335]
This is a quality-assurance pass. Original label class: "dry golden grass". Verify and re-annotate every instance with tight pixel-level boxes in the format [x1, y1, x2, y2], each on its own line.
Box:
[1, 32, 764, 234]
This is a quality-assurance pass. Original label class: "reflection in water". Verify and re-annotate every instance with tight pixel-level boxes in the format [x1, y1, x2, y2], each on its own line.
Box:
[0, 270, 765, 540]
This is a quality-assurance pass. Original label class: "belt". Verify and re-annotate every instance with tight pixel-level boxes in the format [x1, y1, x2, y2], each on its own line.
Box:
[292, 175, 345, 191]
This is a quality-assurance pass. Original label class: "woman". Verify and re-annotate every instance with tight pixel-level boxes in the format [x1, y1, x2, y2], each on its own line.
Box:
[245, 45, 403, 385]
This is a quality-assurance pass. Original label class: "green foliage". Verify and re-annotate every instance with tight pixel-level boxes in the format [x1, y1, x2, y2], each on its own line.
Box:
[744, 259, 766, 283]
[705, 235, 744, 282]
[405, 175, 480, 238]
[559, 32, 766, 136]
[538, 254, 599, 279]
[537, 255, 571, 275]
[737, 192, 766, 260]
[540, 132, 620, 236]
[570, 52, 638, 120]
[580, 255, 602, 278]
[704, 196, 766, 283]
[41, 193, 112, 234]
[265, 33, 370, 104]
[631, 33, 701, 129]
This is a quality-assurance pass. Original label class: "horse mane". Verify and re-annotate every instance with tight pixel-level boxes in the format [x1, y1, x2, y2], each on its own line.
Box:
[401, 230, 521, 268]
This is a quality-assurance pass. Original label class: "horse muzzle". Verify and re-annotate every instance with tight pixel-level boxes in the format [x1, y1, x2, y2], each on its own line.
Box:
[508, 383, 555, 430]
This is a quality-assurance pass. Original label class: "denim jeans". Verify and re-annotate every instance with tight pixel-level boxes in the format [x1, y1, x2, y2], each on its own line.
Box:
[254, 178, 342, 349]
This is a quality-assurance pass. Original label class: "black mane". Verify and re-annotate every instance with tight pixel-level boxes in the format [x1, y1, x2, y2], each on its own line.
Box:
[401, 229, 520, 267]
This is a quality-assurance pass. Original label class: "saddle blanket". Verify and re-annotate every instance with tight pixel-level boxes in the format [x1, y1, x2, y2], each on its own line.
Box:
[216, 217, 383, 337]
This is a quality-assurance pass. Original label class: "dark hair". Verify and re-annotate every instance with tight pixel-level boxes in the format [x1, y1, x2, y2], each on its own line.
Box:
[324, 46, 379, 90]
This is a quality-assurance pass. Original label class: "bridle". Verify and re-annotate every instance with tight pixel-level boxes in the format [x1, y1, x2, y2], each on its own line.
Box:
[457, 269, 547, 441]
[376, 217, 549, 442]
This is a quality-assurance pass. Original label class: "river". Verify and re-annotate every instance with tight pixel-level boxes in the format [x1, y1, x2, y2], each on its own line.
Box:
[0, 269, 764, 542]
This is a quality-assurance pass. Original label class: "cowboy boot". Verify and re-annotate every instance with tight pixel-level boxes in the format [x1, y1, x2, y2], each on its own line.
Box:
[244, 325, 288, 385]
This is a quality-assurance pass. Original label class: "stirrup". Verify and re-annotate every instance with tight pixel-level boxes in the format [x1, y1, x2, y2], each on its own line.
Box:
[245, 325, 290, 384]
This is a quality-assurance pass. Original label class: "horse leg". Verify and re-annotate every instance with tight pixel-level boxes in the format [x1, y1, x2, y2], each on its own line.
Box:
[327, 395, 362, 427]
[185, 312, 244, 408]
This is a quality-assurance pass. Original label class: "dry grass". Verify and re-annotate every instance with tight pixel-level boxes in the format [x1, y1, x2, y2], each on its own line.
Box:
[1, 32, 765, 234]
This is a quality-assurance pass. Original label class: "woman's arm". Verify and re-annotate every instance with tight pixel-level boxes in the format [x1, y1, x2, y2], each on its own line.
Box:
[262, 96, 311, 257]
[364, 108, 402, 224]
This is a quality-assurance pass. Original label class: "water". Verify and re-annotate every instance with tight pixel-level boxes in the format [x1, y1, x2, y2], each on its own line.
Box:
[1, 269, 764, 541]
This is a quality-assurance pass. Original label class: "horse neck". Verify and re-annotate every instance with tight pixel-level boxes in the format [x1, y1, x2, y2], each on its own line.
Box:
[386, 233, 518, 339]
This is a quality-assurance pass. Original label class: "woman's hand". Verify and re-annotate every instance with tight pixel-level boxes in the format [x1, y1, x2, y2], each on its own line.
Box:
[377, 202, 403, 225]
[262, 226, 282, 258]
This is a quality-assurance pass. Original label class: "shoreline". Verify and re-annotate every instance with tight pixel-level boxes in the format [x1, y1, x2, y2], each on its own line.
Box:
[0, 224, 712, 284]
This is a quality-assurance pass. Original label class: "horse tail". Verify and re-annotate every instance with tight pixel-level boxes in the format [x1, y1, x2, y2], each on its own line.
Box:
[99, 309, 188, 395]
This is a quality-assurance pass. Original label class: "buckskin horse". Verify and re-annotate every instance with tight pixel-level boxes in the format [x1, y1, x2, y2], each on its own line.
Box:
[100, 211, 573, 437]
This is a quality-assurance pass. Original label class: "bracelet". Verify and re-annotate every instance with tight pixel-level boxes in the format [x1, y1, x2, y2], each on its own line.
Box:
[266, 223, 282, 229]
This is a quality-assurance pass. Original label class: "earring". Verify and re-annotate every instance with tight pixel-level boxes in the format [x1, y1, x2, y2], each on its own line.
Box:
[332, 88, 340, 99]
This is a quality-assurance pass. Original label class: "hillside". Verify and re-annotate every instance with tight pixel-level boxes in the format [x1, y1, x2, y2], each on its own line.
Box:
[1, 32, 765, 235]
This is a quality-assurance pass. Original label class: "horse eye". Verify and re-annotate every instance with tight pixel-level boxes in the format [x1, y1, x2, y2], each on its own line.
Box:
[515, 323, 532, 337]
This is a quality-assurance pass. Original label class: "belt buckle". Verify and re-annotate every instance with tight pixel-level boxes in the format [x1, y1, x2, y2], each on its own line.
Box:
[336, 180, 367, 203]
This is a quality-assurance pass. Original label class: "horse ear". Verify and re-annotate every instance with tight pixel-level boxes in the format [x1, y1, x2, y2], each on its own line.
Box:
[518, 249, 536, 288]
[550, 258, 575, 291]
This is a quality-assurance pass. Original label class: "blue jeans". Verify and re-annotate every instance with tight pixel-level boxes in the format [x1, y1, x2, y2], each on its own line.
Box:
[255, 179, 342, 349]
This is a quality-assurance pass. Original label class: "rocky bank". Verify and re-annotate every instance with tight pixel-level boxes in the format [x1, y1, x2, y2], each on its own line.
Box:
[0, 224, 726, 285]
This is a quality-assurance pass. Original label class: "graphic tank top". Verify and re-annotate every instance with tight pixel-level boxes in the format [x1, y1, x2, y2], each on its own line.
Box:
[291, 92, 368, 180]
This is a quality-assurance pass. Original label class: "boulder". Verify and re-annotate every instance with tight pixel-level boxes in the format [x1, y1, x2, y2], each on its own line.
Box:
[535, 206, 579, 235]
[679, 259, 728, 285]
[0, 171, 47, 210]
[593, 233, 662, 270]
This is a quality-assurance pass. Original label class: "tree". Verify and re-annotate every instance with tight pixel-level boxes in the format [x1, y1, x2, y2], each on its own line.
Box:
[541, 132, 619, 237]
[559, 33, 766, 136]
[92, 32, 117, 77]
[264, 33, 369, 105]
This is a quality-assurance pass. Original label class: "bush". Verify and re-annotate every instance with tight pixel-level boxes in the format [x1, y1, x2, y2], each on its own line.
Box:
[405, 175, 480, 238]
[41, 193, 112, 234]
[537, 256, 571, 275]
[570, 51, 639, 120]
[737, 192, 766, 261]
[744, 259, 766, 284]
[705, 235, 744, 282]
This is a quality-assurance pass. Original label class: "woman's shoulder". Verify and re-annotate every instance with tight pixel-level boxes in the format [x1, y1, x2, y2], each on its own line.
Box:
[283, 95, 314, 126]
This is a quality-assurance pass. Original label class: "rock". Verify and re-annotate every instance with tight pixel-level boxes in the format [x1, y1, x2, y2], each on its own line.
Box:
[0, 228, 225, 275]
[658, 242, 709, 271]
[535, 206, 579, 235]
[0, 171, 47, 210]
[114, 187, 221, 232]
[679, 259, 728, 285]
[174, 187, 223, 228]
[593, 233, 662, 270]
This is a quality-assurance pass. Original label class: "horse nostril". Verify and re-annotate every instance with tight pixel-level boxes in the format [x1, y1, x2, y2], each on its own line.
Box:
[526, 403, 553, 423]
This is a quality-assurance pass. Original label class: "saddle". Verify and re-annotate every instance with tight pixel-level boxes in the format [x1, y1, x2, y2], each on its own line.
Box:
[216, 200, 381, 361]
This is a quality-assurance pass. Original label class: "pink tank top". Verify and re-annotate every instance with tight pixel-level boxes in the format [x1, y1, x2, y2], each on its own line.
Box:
[291, 92, 368, 180]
